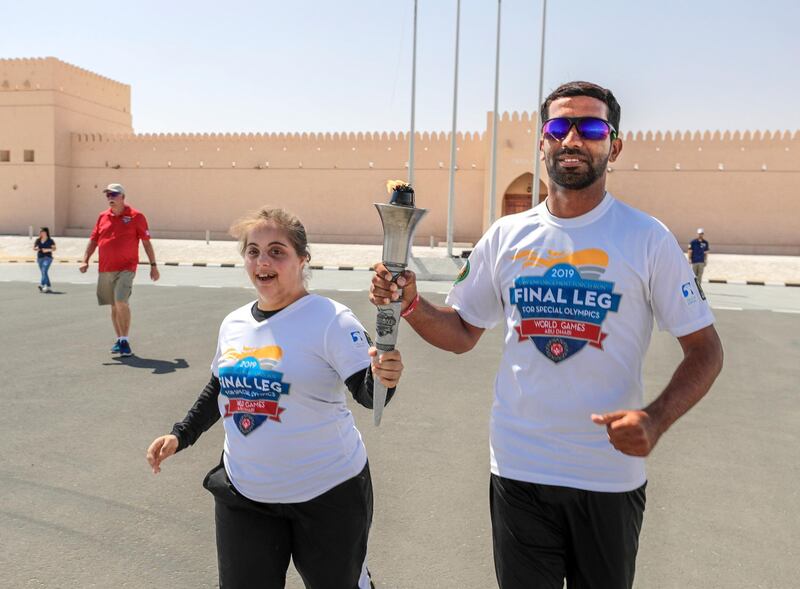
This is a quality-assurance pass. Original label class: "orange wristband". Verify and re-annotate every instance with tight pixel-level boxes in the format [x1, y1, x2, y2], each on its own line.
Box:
[401, 293, 420, 318]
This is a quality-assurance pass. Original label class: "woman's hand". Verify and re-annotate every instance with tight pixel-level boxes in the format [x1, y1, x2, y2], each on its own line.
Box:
[369, 347, 404, 388]
[146, 434, 179, 474]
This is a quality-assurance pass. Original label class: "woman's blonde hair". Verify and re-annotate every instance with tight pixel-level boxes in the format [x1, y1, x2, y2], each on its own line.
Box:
[229, 208, 312, 281]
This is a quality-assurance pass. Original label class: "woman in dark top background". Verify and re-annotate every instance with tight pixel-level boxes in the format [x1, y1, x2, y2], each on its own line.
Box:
[33, 227, 56, 293]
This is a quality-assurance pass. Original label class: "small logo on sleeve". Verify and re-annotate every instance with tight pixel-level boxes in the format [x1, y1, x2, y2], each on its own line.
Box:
[350, 330, 369, 348]
[454, 260, 470, 285]
[681, 281, 699, 305]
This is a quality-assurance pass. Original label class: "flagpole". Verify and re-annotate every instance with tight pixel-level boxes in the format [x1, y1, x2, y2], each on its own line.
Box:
[446, 0, 462, 257]
[487, 0, 502, 224]
[531, 0, 548, 208]
[408, 0, 419, 186]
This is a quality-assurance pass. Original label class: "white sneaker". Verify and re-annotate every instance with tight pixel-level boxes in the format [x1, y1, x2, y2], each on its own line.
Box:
[43, 286, 51, 293]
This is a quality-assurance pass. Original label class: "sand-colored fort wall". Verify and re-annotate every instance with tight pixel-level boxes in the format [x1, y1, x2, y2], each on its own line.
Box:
[605, 129, 800, 253]
[66, 130, 487, 244]
[1, 58, 798, 253]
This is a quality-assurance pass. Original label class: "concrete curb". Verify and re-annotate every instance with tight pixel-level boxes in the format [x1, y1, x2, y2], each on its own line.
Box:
[706, 278, 800, 287]
[3, 259, 799, 286]
[0, 259, 374, 272]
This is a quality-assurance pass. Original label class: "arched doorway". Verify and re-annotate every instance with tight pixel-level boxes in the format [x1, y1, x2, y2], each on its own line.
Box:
[502, 173, 547, 216]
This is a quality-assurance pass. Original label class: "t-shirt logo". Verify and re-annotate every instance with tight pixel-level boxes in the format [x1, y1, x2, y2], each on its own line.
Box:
[509, 248, 622, 363]
[681, 281, 699, 305]
[218, 345, 290, 435]
[350, 330, 370, 348]
[454, 260, 470, 285]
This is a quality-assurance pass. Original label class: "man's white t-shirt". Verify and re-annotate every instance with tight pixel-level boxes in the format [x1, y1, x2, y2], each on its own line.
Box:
[446, 193, 714, 492]
[211, 294, 372, 503]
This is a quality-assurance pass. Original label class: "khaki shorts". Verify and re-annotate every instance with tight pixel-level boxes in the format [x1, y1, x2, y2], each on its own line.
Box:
[97, 271, 135, 305]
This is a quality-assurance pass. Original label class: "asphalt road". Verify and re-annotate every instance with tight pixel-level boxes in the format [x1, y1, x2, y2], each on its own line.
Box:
[0, 272, 798, 588]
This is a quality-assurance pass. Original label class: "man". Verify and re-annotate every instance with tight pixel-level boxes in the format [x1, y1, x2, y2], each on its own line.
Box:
[688, 228, 710, 282]
[80, 183, 159, 356]
[370, 82, 723, 589]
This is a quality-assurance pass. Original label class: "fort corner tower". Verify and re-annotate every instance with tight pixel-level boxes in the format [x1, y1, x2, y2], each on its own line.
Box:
[0, 57, 132, 233]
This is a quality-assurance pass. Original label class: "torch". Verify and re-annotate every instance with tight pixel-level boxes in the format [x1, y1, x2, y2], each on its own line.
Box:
[373, 180, 428, 425]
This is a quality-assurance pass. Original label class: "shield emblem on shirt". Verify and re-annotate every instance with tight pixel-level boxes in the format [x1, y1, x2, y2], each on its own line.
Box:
[509, 263, 622, 363]
[219, 355, 290, 435]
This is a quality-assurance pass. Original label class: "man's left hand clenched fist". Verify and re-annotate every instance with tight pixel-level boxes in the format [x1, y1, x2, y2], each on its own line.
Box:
[591, 410, 661, 457]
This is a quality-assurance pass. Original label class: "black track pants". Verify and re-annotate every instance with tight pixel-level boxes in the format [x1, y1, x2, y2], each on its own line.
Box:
[490, 475, 646, 589]
[204, 461, 373, 589]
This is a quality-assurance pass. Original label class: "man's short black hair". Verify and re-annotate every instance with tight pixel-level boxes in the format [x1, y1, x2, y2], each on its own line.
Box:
[540, 81, 621, 133]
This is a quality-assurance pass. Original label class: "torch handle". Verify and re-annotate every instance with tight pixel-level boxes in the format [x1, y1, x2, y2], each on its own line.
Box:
[373, 263, 406, 426]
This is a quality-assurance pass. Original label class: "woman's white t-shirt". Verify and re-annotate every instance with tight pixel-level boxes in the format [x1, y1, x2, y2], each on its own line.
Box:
[212, 294, 372, 503]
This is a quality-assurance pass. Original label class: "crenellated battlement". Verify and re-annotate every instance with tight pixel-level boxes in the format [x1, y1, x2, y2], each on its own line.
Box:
[0, 57, 126, 87]
[619, 129, 799, 142]
[68, 127, 489, 173]
[72, 129, 484, 144]
[0, 57, 130, 113]
[495, 110, 800, 143]
[65, 109, 800, 173]
[69, 120, 800, 147]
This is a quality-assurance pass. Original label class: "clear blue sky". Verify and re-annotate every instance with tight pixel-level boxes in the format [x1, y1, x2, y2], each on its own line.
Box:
[3, 0, 799, 135]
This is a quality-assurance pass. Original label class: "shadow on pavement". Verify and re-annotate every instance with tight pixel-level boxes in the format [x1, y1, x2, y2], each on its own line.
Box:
[104, 356, 190, 374]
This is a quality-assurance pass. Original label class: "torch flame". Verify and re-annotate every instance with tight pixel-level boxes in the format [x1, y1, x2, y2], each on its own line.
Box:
[386, 180, 412, 194]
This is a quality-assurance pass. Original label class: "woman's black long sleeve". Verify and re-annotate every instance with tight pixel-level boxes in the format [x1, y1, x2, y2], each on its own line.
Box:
[345, 367, 396, 409]
[170, 374, 222, 451]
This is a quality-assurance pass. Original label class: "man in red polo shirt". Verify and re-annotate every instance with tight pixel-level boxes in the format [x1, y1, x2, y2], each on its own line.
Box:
[79, 183, 160, 356]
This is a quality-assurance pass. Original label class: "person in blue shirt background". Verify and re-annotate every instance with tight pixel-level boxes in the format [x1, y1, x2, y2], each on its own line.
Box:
[33, 227, 57, 293]
[687, 228, 710, 282]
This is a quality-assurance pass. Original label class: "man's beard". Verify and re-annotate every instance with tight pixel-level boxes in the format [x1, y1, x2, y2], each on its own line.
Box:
[545, 148, 608, 190]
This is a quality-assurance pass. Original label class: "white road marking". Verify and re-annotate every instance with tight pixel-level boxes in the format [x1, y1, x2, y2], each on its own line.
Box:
[711, 305, 743, 311]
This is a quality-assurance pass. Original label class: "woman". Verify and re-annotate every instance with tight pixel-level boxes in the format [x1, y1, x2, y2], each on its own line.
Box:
[146, 208, 403, 589]
[33, 227, 56, 292]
